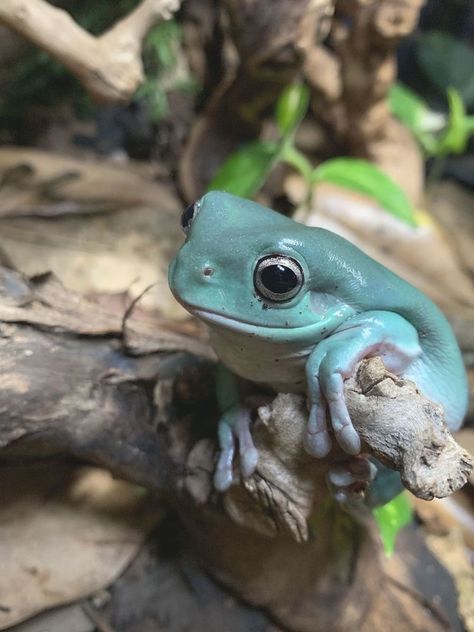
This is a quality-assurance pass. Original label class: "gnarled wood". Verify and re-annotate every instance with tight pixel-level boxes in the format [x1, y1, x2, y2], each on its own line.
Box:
[0, 0, 181, 103]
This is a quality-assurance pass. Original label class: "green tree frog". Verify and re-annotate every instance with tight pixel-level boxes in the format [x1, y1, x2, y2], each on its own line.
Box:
[169, 192, 468, 499]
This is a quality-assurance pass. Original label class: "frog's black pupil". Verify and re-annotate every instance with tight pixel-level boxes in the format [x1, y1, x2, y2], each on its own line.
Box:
[181, 203, 195, 229]
[260, 264, 297, 294]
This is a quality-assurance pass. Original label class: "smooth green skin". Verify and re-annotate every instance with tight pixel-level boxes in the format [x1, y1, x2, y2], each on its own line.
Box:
[169, 191, 468, 495]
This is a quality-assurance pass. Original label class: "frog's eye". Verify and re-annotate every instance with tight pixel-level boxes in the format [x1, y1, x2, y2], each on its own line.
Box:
[180, 201, 200, 234]
[254, 255, 304, 302]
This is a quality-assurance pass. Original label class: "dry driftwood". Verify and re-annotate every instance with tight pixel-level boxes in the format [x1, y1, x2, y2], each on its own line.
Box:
[179, 0, 335, 201]
[0, 0, 181, 103]
[179, 360, 471, 632]
[347, 358, 472, 500]
[0, 147, 179, 216]
[302, 0, 425, 204]
[0, 264, 471, 630]
[0, 267, 212, 491]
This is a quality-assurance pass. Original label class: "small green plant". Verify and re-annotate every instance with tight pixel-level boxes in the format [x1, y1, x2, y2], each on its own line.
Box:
[389, 83, 474, 158]
[209, 83, 417, 227]
[209, 83, 312, 197]
[136, 19, 198, 123]
[373, 492, 413, 557]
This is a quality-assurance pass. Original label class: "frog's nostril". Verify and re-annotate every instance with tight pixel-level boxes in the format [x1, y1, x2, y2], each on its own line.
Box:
[202, 266, 214, 277]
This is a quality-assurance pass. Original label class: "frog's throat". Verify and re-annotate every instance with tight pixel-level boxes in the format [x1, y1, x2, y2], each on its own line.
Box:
[191, 307, 353, 344]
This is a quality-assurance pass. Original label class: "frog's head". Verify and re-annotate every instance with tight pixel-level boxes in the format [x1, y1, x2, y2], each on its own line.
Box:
[168, 191, 354, 341]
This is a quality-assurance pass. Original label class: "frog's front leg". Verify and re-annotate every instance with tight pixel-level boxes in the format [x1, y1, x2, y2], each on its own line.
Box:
[214, 405, 259, 491]
[304, 311, 422, 458]
[213, 364, 259, 491]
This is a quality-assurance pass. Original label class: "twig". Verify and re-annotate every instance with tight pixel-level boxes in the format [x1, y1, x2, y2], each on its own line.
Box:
[0, 0, 182, 102]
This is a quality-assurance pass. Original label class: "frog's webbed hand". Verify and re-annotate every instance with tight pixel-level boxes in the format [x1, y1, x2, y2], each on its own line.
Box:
[214, 405, 259, 491]
[304, 311, 422, 458]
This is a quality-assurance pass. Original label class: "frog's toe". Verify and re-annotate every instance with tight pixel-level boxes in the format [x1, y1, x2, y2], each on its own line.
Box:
[214, 456, 234, 491]
[335, 424, 361, 455]
[214, 406, 259, 491]
[234, 407, 259, 478]
[214, 420, 235, 491]
[241, 446, 259, 478]
[327, 456, 377, 503]
[323, 373, 361, 455]
[304, 403, 332, 458]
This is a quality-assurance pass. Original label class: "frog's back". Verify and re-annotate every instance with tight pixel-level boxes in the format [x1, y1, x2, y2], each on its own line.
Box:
[302, 226, 468, 428]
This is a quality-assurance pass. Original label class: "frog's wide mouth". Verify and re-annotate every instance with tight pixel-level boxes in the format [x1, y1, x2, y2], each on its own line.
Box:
[178, 298, 346, 342]
[193, 308, 286, 331]
[176, 296, 283, 331]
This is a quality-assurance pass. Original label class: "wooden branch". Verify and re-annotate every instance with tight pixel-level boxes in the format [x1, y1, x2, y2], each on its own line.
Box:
[346, 358, 472, 499]
[0, 267, 213, 492]
[180, 357, 471, 632]
[303, 0, 425, 204]
[0, 0, 181, 103]
[0, 147, 181, 216]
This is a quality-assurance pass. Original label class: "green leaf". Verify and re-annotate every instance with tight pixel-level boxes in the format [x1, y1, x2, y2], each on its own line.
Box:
[389, 83, 430, 131]
[388, 84, 443, 154]
[276, 83, 310, 137]
[373, 493, 412, 557]
[312, 158, 417, 227]
[145, 20, 181, 68]
[417, 31, 474, 108]
[466, 116, 474, 134]
[208, 141, 279, 198]
[437, 87, 471, 155]
[280, 145, 314, 183]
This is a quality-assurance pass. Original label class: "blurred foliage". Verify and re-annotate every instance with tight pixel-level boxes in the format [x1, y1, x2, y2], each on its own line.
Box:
[312, 159, 417, 227]
[210, 83, 417, 227]
[209, 141, 279, 198]
[390, 83, 474, 157]
[373, 492, 413, 557]
[210, 83, 311, 197]
[275, 82, 311, 138]
[136, 19, 199, 123]
[0, 0, 193, 143]
[416, 31, 474, 109]
[63, 0, 138, 34]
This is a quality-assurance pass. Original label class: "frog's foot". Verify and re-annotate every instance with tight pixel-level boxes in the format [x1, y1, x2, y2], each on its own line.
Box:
[327, 456, 377, 503]
[305, 311, 421, 458]
[304, 377, 360, 458]
[213, 405, 259, 492]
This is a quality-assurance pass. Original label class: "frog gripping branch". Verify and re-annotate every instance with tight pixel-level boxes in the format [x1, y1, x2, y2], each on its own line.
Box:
[0, 192, 471, 631]
[169, 191, 472, 507]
